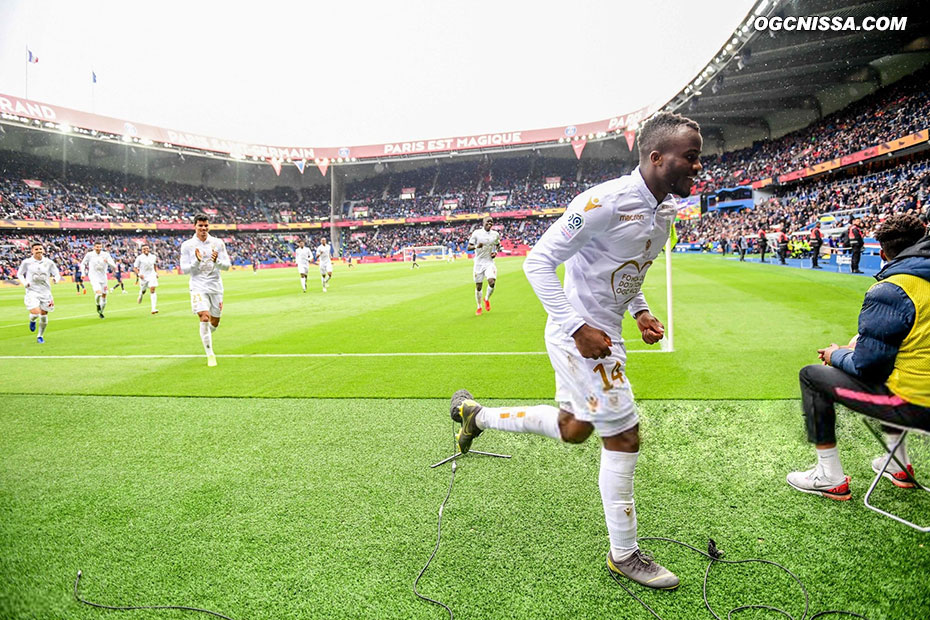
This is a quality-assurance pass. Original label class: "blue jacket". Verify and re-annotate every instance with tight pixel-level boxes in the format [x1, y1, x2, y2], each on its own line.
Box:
[832, 235, 930, 382]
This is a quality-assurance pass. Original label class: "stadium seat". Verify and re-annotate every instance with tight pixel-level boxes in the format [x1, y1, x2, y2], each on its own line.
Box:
[861, 418, 930, 532]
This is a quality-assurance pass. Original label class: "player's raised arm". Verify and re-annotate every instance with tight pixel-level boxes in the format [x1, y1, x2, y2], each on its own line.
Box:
[17, 259, 29, 287]
[215, 241, 231, 271]
[179, 242, 195, 274]
[523, 192, 613, 338]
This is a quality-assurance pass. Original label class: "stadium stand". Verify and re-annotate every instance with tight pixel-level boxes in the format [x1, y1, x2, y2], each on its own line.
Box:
[2, 64, 928, 278]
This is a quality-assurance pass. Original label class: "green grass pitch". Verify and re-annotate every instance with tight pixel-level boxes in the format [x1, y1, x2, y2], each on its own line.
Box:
[1, 254, 928, 619]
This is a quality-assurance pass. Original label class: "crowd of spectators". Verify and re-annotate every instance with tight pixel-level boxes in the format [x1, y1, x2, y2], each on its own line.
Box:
[695, 66, 929, 193]
[0, 216, 556, 280]
[677, 154, 930, 246]
[2, 65, 928, 274]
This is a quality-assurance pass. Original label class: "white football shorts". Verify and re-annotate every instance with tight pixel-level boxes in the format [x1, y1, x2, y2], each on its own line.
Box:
[319, 262, 332, 275]
[140, 275, 159, 289]
[297, 264, 310, 276]
[473, 261, 497, 283]
[544, 318, 638, 438]
[190, 291, 223, 317]
[24, 291, 55, 313]
[89, 277, 108, 294]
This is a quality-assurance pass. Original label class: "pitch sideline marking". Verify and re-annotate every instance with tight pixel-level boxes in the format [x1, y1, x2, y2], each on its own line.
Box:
[0, 350, 667, 360]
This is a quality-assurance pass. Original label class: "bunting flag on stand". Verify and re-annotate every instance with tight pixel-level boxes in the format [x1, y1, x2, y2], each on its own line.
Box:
[316, 160, 329, 177]
[294, 159, 306, 174]
[624, 129, 636, 151]
[270, 159, 282, 176]
[571, 138, 586, 160]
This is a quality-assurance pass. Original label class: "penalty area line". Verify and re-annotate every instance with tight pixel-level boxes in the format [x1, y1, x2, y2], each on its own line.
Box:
[0, 350, 669, 360]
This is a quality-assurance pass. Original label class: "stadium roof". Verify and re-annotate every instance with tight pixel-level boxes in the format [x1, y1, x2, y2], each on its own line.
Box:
[667, 0, 930, 151]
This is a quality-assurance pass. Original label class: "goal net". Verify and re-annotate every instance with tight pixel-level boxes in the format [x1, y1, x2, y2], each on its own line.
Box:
[402, 245, 450, 262]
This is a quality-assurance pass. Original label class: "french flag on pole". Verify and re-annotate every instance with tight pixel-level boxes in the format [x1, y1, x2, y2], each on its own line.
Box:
[27, 49, 39, 64]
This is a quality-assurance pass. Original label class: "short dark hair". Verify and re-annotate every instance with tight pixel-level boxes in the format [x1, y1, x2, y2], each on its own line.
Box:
[482, 216, 493, 224]
[194, 213, 210, 224]
[31, 241, 43, 249]
[638, 112, 701, 160]
[874, 213, 926, 259]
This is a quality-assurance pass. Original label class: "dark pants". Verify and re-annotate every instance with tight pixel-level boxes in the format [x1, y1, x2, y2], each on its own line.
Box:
[800, 364, 930, 444]
[851, 245, 863, 272]
[811, 243, 822, 268]
[760, 245, 767, 262]
[778, 244, 788, 264]
[739, 248, 746, 261]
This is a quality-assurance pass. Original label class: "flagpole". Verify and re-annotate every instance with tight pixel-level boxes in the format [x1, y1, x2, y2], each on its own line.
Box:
[24, 45, 29, 100]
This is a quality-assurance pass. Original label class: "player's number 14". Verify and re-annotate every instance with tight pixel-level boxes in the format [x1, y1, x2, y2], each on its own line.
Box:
[593, 362, 624, 391]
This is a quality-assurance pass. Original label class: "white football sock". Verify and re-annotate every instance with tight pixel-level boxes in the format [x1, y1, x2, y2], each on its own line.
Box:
[301, 278, 307, 291]
[884, 433, 909, 470]
[321, 276, 327, 288]
[209, 323, 217, 333]
[200, 321, 214, 355]
[37, 315, 48, 337]
[150, 292, 158, 311]
[600, 448, 639, 562]
[815, 446, 844, 481]
[100, 296, 107, 310]
[475, 405, 561, 439]
[475, 289, 482, 308]
[138, 287, 146, 301]
[95, 294, 101, 307]
[29, 314, 37, 325]
[485, 284, 494, 300]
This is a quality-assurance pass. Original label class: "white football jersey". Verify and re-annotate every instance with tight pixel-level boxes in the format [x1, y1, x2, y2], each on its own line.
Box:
[81, 250, 116, 279]
[180, 234, 231, 294]
[468, 228, 501, 263]
[316, 244, 332, 265]
[17, 257, 61, 298]
[295, 247, 312, 266]
[523, 166, 677, 342]
[134, 253, 158, 278]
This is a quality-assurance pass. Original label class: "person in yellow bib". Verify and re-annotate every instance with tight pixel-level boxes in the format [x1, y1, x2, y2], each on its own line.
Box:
[788, 213, 929, 500]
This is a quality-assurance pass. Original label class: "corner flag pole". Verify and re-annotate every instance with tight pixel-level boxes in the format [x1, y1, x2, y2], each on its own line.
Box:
[664, 236, 675, 352]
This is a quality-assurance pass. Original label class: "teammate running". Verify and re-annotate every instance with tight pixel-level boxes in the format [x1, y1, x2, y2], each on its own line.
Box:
[452, 112, 702, 591]
[108, 246, 126, 293]
[72, 258, 86, 294]
[18, 242, 61, 343]
[317, 237, 333, 292]
[467, 216, 501, 315]
[80, 241, 117, 318]
[133, 243, 159, 314]
[295, 239, 312, 292]
[180, 214, 231, 367]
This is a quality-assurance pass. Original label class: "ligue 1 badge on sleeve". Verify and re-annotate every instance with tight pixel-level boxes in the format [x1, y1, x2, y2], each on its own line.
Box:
[645, 239, 652, 254]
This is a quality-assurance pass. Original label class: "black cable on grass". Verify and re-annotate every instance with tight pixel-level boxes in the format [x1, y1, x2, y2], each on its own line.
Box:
[413, 419, 458, 620]
[74, 570, 236, 620]
[607, 537, 871, 620]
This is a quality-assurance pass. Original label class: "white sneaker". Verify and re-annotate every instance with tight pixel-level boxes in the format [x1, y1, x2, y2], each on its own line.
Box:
[871, 455, 916, 488]
[786, 466, 851, 500]
[206, 354, 217, 367]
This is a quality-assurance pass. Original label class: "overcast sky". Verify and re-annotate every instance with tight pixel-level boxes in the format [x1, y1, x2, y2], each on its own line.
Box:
[0, 0, 754, 147]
